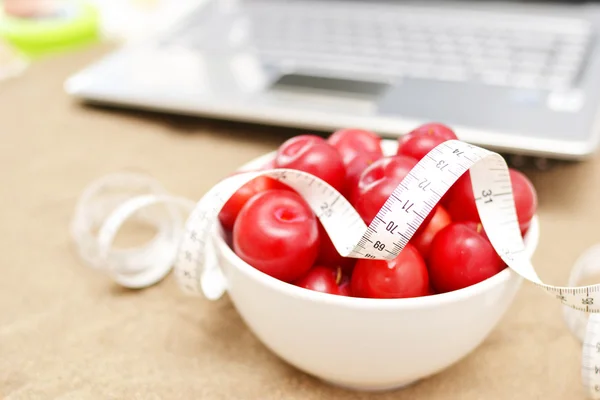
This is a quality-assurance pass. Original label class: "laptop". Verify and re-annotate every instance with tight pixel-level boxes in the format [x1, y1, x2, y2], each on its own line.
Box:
[65, 0, 600, 160]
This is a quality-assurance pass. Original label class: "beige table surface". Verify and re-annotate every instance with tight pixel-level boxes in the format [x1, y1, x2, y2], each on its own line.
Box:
[2, 44, 600, 399]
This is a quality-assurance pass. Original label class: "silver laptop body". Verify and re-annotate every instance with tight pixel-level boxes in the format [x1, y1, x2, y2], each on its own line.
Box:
[66, 0, 600, 159]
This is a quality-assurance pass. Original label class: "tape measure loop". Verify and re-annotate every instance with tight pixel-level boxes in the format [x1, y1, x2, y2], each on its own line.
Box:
[71, 172, 195, 289]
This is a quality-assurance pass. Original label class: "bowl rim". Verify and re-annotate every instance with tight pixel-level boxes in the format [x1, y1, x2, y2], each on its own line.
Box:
[211, 139, 540, 310]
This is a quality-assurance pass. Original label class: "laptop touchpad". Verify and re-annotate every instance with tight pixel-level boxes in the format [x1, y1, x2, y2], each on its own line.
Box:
[266, 73, 390, 113]
[270, 73, 390, 98]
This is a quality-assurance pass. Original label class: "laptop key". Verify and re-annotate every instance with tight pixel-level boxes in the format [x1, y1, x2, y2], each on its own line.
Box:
[173, 1, 593, 91]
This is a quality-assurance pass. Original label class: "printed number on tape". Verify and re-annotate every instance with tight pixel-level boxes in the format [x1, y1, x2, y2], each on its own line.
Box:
[71, 139, 600, 397]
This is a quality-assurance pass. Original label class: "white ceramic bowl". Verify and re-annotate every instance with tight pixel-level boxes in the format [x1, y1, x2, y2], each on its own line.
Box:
[211, 140, 539, 391]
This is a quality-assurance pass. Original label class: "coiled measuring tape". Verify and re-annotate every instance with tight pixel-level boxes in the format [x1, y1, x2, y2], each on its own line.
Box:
[0, 1, 99, 58]
[71, 139, 600, 396]
[563, 244, 600, 398]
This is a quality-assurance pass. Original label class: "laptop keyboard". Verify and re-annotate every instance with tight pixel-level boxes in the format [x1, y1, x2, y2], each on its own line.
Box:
[166, 1, 594, 91]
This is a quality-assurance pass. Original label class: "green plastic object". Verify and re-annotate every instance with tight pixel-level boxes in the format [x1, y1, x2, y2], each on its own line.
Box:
[0, 1, 100, 58]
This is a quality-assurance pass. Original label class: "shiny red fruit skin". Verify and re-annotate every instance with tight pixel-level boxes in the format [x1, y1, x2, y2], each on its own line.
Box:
[427, 222, 506, 293]
[295, 265, 352, 296]
[442, 169, 537, 235]
[344, 151, 383, 199]
[355, 156, 417, 195]
[352, 155, 437, 229]
[218, 176, 291, 231]
[327, 128, 383, 164]
[275, 135, 347, 194]
[461, 221, 491, 242]
[411, 205, 452, 259]
[509, 169, 538, 234]
[351, 244, 429, 299]
[295, 266, 339, 294]
[397, 134, 450, 161]
[354, 178, 405, 225]
[337, 266, 352, 296]
[396, 123, 458, 161]
[403, 122, 458, 141]
[442, 172, 479, 222]
[233, 190, 319, 283]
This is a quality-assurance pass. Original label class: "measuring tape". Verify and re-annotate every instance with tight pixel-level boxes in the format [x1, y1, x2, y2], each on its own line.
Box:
[71, 139, 600, 396]
[563, 244, 600, 398]
[0, 0, 99, 58]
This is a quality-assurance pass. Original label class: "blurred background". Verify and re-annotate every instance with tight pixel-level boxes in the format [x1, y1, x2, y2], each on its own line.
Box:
[3, 0, 600, 169]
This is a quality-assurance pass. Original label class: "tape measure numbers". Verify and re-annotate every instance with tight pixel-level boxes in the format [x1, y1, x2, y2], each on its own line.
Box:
[563, 245, 600, 399]
[172, 139, 600, 312]
[72, 139, 600, 395]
